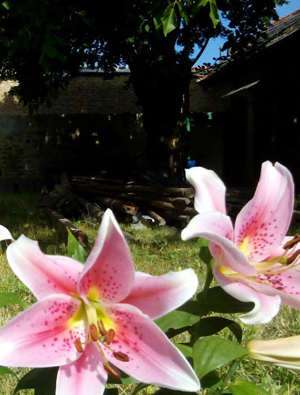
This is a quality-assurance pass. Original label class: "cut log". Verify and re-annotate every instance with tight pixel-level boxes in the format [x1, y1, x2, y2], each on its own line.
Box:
[93, 197, 139, 216]
[71, 181, 194, 198]
[45, 208, 88, 248]
[76, 196, 105, 221]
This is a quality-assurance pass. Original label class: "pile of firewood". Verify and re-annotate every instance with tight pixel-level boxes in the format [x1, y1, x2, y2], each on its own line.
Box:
[37, 172, 198, 247]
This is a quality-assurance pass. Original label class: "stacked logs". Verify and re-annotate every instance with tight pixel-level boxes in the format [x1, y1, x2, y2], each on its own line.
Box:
[37, 173, 198, 247]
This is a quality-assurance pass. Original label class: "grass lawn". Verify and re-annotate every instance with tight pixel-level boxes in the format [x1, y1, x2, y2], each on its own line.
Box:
[1, 193, 300, 394]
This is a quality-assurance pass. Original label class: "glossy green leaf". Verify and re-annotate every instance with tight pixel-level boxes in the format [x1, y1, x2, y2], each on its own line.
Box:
[229, 380, 271, 395]
[176, 343, 193, 359]
[0, 366, 15, 375]
[208, 0, 219, 28]
[199, 246, 212, 265]
[2, 1, 10, 10]
[155, 308, 199, 332]
[161, 4, 177, 36]
[0, 292, 28, 309]
[197, 317, 243, 342]
[198, 286, 254, 314]
[14, 368, 58, 395]
[193, 337, 248, 379]
[67, 228, 87, 263]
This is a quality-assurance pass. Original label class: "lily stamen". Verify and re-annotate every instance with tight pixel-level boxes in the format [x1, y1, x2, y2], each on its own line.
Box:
[105, 328, 115, 344]
[90, 323, 99, 341]
[103, 362, 121, 379]
[98, 320, 108, 336]
[283, 235, 300, 250]
[113, 351, 130, 362]
[74, 338, 84, 353]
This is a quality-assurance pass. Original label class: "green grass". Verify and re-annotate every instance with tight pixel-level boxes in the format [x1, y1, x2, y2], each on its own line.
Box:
[1, 193, 300, 394]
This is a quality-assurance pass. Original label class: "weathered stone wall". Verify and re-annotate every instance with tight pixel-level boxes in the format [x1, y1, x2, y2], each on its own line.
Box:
[0, 71, 221, 188]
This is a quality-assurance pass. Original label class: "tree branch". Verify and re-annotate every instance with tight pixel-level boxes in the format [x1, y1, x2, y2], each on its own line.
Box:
[191, 36, 210, 66]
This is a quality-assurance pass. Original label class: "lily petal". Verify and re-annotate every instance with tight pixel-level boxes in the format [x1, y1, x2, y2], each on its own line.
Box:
[56, 343, 107, 395]
[0, 294, 86, 367]
[7, 235, 82, 299]
[213, 266, 281, 325]
[122, 269, 198, 319]
[235, 161, 294, 262]
[78, 210, 135, 304]
[105, 303, 200, 392]
[248, 336, 300, 370]
[0, 224, 14, 241]
[185, 167, 226, 214]
[182, 212, 255, 276]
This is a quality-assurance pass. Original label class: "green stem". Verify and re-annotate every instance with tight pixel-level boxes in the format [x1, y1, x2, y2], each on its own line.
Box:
[190, 263, 213, 345]
[214, 360, 240, 395]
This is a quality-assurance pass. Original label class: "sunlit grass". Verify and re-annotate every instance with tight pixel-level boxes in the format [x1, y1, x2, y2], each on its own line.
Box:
[1, 193, 300, 394]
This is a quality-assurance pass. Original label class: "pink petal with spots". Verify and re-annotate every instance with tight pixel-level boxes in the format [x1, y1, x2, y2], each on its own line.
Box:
[78, 209, 135, 304]
[122, 269, 198, 319]
[182, 212, 255, 276]
[213, 266, 281, 325]
[103, 303, 200, 392]
[56, 343, 107, 395]
[185, 167, 226, 214]
[0, 224, 14, 241]
[241, 267, 300, 311]
[0, 294, 86, 367]
[7, 235, 82, 299]
[234, 161, 294, 262]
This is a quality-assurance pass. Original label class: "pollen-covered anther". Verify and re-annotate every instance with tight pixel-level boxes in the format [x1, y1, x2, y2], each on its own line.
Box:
[283, 235, 300, 250]
[105, 328, 115, 344]
[98, 320, 108, 336]
[113, 351, 130, 362]
[90, 323, 99, 342]
[286, 249, 300, 265]
[103, 361, 121, 379]
[74, 338, 84, 353]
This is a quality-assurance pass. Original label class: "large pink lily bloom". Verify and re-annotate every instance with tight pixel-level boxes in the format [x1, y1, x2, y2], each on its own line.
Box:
[181, 161, 300, 325]
[0, 209, 200, 395]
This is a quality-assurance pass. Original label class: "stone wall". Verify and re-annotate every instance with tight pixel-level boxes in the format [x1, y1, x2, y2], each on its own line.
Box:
[0, 71, 223, 188]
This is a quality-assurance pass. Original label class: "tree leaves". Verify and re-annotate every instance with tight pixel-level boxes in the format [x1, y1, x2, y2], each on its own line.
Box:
[161, 3, 177, 36]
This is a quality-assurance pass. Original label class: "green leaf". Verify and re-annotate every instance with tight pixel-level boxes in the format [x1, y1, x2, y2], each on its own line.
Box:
[193, 337, 248, 379]
[208, 0, 219, 28]
[197, 237, 209, 247]
[14, 368, 58, 395]
[155, 309, 199, 332]
[0, 292, 28, 309]
[198, 286, 254, 314]
[132, 383, 149, 395]
[161, 4, 177, 36]
[229, 380, 271, 395]
[2, 1, 10, 10]
[176, 343, 193, 359]
[67, 228, 87, 263]
[0, 366, 15, 375]
[199, 246, 212, 265]
[201, 370, 222, 390]
[197, 317, 243, 342]
[104, 389, 119, 395]
[42, 34, 57, 58]
[153, 390, 198, 395]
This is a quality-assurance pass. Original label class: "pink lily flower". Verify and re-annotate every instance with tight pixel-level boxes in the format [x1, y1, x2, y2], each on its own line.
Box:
[0, 209, 200, 394]
[0, 224, 13, 242]
[182, 161, 300, 325]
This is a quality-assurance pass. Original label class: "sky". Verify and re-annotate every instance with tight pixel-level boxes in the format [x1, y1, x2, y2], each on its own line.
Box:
[195, 0, 300, 65]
